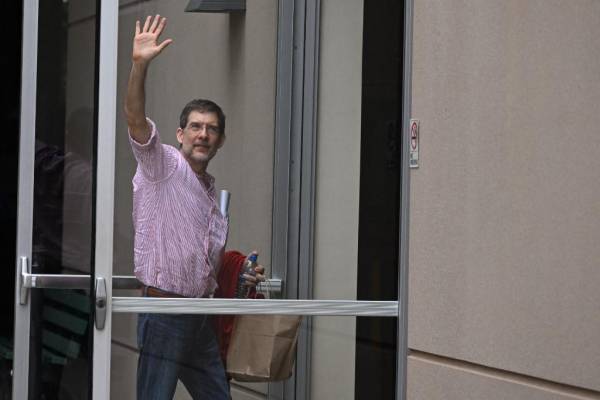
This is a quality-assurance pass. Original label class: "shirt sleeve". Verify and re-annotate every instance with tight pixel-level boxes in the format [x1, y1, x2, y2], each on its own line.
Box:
[128, 118, 178, 182]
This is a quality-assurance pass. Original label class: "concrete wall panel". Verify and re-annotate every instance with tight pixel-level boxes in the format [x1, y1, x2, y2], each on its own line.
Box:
[409, 0, 600, 391]
[407, 355, 600, 400]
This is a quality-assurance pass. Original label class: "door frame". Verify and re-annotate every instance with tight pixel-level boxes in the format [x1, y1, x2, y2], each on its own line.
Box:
[12, 0, 39, 397]
[270, 0, 320, 398]
[398, 0, 414, 398]
[92, 0, 119, 398]
[13, 0, 412, 399]
[12, 0, 117, 398]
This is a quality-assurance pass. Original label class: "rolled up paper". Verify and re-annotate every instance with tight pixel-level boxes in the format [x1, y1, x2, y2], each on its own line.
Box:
[220, 190, 231, 218]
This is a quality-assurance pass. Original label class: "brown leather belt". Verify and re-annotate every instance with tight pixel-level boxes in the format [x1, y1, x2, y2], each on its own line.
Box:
[142, 285, 186, 298]
[141, 285, 210, 298]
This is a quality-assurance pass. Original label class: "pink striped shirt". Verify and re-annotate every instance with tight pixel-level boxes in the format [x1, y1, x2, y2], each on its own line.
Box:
[129, 119, 228, 297]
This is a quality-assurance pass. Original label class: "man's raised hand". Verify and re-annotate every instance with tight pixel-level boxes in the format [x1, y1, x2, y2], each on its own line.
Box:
[132, 15, 172, 64]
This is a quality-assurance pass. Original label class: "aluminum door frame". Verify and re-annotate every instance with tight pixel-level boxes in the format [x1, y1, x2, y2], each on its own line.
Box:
[92, 0, 119, 398]
[12, 0, 39, 398]
[397, 0, 414, 398]
[271, 0, 319, 398]
[12, 1, 118, 399]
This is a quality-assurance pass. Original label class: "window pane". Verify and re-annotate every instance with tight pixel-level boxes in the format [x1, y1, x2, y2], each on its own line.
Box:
[29, 1, 98, 398]
[112, 1, 279, 396]
[112, 1, 276, 291]
[315, 1, 402, 397]
[110, 311, 395, 399]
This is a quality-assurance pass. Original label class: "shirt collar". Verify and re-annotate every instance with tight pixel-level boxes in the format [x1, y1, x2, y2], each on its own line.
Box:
[196, 171, 216, 197]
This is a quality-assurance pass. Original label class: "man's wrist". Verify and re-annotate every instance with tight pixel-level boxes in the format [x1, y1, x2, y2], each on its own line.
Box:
[131, 59, 150, 71]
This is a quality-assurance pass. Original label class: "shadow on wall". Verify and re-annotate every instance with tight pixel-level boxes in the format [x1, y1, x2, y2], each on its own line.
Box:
[227, 13, 245, 93]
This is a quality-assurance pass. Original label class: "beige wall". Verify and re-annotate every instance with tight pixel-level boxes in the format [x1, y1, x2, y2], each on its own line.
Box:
[311, 0, 363, 399]
[409, 0, 600, 398]
[408, 354, 599, 400]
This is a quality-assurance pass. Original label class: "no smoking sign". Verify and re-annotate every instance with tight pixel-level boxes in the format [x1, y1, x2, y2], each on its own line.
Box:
[409, 119, 419, 169]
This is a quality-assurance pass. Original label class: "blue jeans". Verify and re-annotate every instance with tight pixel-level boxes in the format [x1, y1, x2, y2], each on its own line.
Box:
[137, 313, 230, 400]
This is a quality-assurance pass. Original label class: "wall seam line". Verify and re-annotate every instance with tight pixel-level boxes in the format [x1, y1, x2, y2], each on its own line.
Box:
[409, 350, 600, 400]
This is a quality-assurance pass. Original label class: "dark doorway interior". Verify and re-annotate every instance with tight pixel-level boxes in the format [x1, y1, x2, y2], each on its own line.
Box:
[0, 0, 23, 397]
[355, 1, 404, 399]
[3, 1, 97, 398]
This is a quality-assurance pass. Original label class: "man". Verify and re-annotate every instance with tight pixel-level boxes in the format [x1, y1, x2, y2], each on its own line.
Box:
[125, 15, 263, 399]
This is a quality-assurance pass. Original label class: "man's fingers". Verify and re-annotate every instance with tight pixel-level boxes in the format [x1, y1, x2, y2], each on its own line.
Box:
[155, 17, 167, 36]
[135, 20, 141, 36]
[142, 15, 151, 32]
[243, 274, 257, 282]
[243, 274, 265, 284]
[149, 14, 160, 33]
[157, 39, 173, 53]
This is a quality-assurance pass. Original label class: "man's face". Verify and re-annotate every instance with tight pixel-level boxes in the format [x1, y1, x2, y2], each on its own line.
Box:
[176, 110, 225, 171]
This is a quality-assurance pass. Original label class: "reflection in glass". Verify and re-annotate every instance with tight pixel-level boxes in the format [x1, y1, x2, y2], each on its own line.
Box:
[28, 1, 97, 398]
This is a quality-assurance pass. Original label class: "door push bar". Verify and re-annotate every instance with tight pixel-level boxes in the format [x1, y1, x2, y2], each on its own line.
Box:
[18, 256, 143, 300]
[19, 257, 283, 305]
[18, 256, 110, 330]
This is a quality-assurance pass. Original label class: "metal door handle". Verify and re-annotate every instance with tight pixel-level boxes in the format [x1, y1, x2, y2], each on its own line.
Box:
[95, 277, 107, 330]
[18, 256, 29, 305]
[257, 279, 283, 296]
[18, 256, 283, 305]
[18, 256, 94, 305]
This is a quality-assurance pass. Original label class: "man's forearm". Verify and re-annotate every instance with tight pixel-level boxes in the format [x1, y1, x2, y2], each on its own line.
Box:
[125, 15, 172, 144]
[125, 62, 151, 143]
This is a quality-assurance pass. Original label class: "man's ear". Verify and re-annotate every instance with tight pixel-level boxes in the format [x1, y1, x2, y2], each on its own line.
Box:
[176, 127, 184, 145]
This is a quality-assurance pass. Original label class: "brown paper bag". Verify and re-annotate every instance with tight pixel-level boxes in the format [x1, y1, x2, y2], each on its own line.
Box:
[226, 314, 302, 382]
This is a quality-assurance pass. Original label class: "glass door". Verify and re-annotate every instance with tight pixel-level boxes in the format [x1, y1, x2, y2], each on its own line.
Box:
[41, 0, 407, 399]
[96, 1, 408, 400]
[13, 0, 100, 398]
[13, 1, 410, 399]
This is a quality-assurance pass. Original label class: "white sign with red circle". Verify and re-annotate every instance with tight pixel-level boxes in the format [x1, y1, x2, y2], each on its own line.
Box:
[410, 119, 419, 168]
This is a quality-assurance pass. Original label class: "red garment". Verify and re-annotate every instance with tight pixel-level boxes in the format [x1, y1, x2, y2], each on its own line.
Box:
[213, 251, 264, 365]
